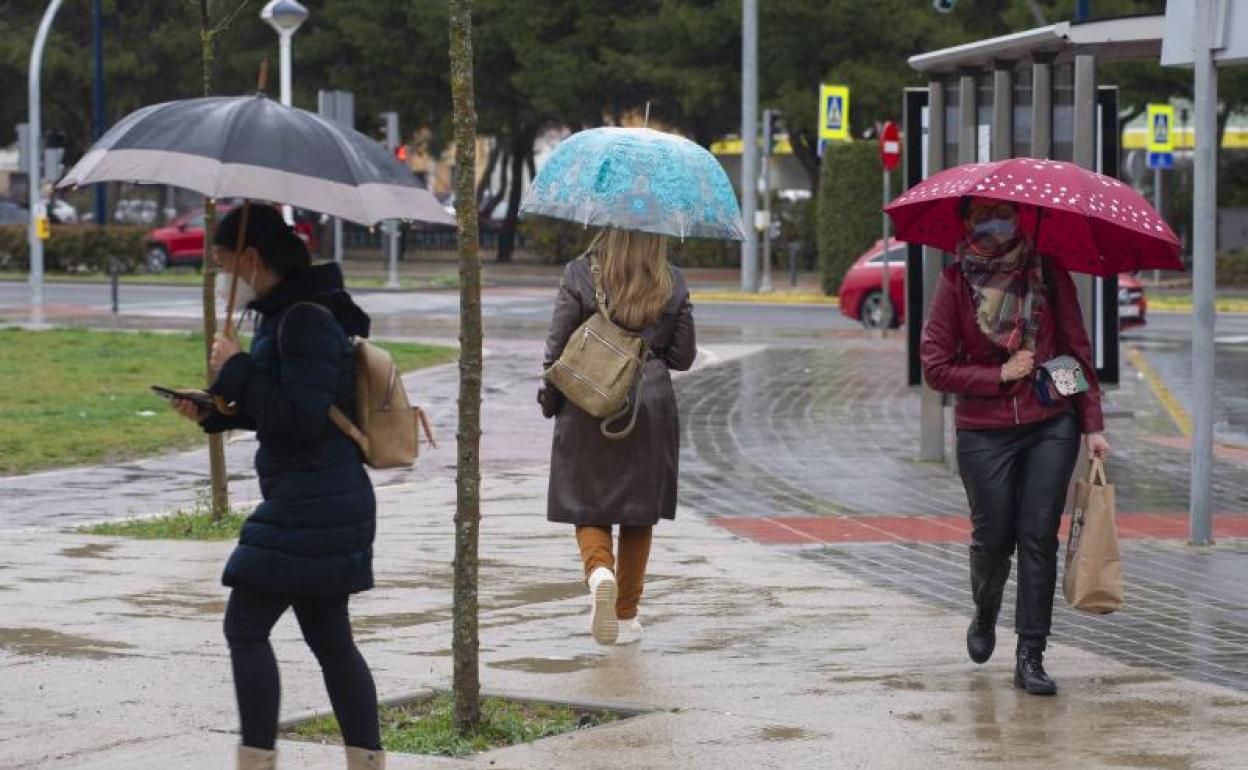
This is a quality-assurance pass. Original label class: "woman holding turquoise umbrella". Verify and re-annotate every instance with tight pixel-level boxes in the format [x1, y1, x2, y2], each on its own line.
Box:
[524, 127, 743, 646]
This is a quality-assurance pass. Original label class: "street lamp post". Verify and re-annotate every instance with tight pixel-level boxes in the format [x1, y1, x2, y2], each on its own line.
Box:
[260, 0, 309, 108]
[28, 0, 67, 326]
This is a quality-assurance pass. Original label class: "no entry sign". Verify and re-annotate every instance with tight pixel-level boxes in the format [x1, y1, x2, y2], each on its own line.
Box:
[879, 121, 901, 171]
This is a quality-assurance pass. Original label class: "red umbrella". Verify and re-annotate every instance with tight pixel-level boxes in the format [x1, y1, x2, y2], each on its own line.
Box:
[884, 158, 1183, 277]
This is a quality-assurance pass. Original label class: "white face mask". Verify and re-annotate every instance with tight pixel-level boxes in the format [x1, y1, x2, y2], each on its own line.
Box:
[215, 269, 256, 310]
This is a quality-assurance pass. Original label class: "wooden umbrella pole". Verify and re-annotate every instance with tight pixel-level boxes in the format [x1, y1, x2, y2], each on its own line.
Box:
[257, 58, 269, 93]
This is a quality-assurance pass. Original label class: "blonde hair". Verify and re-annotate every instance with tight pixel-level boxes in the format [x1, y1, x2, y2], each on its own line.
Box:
[590, 228, 673, 329]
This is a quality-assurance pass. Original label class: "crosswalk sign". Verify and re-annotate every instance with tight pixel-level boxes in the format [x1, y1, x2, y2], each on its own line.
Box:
[1147, 103, 1175, 154]
[819, 85, 850, 144]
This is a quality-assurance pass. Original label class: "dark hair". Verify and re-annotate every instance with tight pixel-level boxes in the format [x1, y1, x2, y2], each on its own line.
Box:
[213, 203, 310, 278]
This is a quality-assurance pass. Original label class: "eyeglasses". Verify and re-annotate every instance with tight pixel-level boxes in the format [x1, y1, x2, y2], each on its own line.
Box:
[968, 203, 1017, 225]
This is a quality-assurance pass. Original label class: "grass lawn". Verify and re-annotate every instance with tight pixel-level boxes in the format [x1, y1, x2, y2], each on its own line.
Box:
[78, 498, 247, 541]
[0, 270, 456, 291]
[285, 693, 619, 757]
[0, 328, 456, 476]
[1148, 294, 1248, 314]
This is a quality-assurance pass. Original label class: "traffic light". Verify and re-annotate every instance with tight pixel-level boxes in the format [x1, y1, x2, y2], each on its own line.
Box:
[395, 144, 409, 163]
[762, 108, 783, 156]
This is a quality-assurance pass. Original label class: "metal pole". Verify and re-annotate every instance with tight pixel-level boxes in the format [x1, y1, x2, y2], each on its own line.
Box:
[880, 168, 892, 329]
[1189, 0, 1217, 545]
[1153, 165, 1163, 285]
[278, 31, 293, 107]
[334, 217, 344, 263]
[920, 79, 946, 463]
[1075, 0, 1090, 23]
[28, 0, 66, 327]
[382, 111, 400, 288]
[761, 145, 773, 293]
[92, 0, 106, 227]
[740, 0, 759, 293]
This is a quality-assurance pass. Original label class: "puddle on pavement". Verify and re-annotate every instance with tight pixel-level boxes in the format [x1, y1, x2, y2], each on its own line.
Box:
[756, 725, 809, 741]
[353, 610, 450, 634]
[1093, 671, 1172, 687]
[59, 543, 118, 559]
[0, 627, 134, 659]
[488, 654, 605, 674]
[1103, 752, 1195, 770]
[1101, 698, 1192, 726]
[881, 676, 926, 691]
[482, 581, 587, 611]
[404, 648, 452, 657]
[125, 594, 226, 615]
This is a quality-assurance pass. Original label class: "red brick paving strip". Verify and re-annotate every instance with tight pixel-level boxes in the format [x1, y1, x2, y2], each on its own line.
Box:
[714, 513, 1248, 545]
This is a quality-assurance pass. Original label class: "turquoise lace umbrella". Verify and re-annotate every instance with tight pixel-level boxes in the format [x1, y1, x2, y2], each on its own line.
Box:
[521, 127, 745, 241]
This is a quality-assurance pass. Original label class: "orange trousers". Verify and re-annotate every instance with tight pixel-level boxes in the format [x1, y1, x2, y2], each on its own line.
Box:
[575, 525, 653, 621]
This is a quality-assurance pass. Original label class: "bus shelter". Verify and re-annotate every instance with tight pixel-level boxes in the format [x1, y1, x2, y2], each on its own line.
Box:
[902, 14, 1166, 462]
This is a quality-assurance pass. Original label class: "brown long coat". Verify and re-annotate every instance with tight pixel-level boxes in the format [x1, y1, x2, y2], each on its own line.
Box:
[544, 256, 697, 527]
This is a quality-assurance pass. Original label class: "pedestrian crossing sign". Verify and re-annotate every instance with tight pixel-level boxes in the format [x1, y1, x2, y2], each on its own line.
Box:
[1147, 103, 1175, 154]
[819, 84, 850, 143]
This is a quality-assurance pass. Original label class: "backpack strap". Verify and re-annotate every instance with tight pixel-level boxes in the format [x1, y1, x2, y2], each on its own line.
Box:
[276, 301, 368, 455]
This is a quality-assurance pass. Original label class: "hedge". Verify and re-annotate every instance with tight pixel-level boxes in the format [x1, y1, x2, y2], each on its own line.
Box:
[1219, 250, 1248, 287]
[518, 217, 740, 268]
[0, 224, 148, 273]
[816, 141, 897, 295]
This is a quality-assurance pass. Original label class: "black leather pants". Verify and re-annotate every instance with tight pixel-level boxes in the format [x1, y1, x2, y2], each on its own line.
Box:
[956, 412, 1081, 640]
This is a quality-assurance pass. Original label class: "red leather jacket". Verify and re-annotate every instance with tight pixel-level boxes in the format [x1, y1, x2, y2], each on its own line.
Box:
[920, 260, 1104, 434]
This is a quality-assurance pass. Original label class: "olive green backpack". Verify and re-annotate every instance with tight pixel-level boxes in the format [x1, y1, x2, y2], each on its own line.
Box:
[545, 253, 650, 439]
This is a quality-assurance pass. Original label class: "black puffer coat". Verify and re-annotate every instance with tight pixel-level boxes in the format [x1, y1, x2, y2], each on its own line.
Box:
[204, 263, 375, 599]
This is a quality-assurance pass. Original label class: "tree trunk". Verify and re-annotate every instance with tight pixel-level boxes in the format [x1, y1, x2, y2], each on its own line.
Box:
[495, 129, 530, 263]
[480, 147, 509, 220]
[200, 0, 229, 521]
[475, 141, 501, 205]
[448, 0, 482, 734]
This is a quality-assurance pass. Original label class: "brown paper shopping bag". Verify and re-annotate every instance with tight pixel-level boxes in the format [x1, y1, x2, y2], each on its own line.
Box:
[1063, 458, 1123, 614]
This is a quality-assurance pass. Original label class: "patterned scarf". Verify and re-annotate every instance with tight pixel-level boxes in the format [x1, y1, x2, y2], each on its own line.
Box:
[958, 235, 1046, 353]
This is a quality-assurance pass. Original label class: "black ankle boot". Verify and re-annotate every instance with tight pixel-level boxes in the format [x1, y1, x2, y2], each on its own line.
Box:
[966, 549, 1010, 664]
[1014, 643, 1057, 695]
[966, 616, 996, 664]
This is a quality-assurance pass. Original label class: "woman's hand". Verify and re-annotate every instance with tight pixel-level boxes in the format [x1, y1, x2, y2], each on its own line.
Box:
[1087, 432, 1110, 459]
[171, 397, 208, 424]
[210, 333, 243, 371]
[1000, 350, 1036, 382]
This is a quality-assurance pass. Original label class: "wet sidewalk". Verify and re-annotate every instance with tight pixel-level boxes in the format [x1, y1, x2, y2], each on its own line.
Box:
[3, 337, 1248, 768]
[5, 461, 1248, 769]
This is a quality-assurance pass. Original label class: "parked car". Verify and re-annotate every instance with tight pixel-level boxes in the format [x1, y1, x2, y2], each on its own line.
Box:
[838, 237, 1147, 330]
[144, 206, 320, 273]
[114, 199, 160, 225]
[0, 200, 28, 225]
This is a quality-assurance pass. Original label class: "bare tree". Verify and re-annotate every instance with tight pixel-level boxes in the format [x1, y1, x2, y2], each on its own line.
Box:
[200, 0, 228, 521]
[448, 0, 482, 733]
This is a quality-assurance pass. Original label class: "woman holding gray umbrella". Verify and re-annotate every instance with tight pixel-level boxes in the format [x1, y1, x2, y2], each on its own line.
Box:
[523, 126, 743, 646]
[173, 204, 383, 770]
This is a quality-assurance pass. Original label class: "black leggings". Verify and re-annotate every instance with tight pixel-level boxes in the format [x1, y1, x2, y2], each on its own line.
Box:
[223, 588, 381, 751]
[956, 412, 1081, 640]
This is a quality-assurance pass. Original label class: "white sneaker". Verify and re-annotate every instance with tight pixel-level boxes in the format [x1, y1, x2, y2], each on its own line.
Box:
[587, 566, 618, 645]
[616, 616, 643, 646]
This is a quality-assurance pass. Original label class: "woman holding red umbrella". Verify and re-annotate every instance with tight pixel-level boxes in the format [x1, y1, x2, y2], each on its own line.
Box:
[920, 196, 1110, 696]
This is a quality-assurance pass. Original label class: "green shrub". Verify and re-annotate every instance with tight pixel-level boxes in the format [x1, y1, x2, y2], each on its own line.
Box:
[1219, 250, 1248, 287]
[518, 217, 740, 268]
[817, 141, 893, 295]
[518, 218, 595, 264]
[0, 224, 148, 273]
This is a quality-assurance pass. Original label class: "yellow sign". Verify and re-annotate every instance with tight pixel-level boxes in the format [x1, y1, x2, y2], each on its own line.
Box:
[36, 217, 50, 240]
[1147, 103, 1175, 153]
[818, 84, 851, 142]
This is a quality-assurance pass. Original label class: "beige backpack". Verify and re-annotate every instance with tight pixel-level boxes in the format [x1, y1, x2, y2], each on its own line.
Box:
[280, 302, 435, 468]
[545, 253, 650, 439]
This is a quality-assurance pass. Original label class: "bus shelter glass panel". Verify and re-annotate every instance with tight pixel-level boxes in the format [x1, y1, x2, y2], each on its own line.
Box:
[943, 80, 960, 170]
[1052, 62, 1075, 162]
[978, 74, 994, 161]
[1013, 61, 1033, 158]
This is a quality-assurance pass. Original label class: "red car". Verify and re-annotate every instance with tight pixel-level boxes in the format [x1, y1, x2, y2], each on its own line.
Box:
[144, 206, 319, 273]
[838, 238, 1146, 329]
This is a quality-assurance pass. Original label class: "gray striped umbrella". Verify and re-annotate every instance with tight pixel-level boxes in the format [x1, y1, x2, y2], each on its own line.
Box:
[58, 94, 453, 227]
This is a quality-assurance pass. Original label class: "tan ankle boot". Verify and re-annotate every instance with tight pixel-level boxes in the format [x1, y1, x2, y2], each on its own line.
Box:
[345, 746, 385, 769]
[237, 745, 277, 770]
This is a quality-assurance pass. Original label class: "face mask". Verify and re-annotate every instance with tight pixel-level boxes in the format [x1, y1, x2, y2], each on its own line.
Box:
[971, 217, 1018, 248]
[215, 268, 256, 309]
